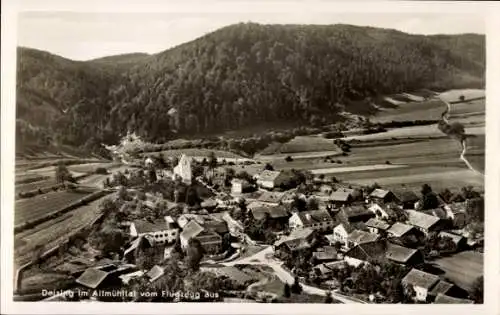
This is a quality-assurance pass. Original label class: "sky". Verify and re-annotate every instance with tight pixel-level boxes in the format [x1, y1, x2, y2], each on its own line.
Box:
[16, 3, 485, 61]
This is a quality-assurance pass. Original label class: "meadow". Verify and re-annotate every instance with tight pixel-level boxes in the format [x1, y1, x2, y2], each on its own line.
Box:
[259, 136, 340, 156]
[434, 251, 483, 292]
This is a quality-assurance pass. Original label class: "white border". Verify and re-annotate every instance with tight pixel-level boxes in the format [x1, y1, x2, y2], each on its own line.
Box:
[2, 1, 499, 314]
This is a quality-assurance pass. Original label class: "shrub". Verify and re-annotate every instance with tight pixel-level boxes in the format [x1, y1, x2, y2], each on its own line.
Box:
[285, 156, 293, 162]
[95, 167, 108, 175]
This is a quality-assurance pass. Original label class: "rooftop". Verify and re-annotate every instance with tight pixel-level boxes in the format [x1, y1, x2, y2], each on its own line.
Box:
[251, 205, 289, 220]
[406, 210, 440, 230]
[257, 170, 283, 182]
[385, 243, 419, 263]
[133, 219, 167, 234]
[180, 220, 205, 241]
[434, 293, 474, 304]
[392, 190, 419, 203]
[365, 218, 391, 230]
[438, 231, 465, 244]
[402, 268, 440, 290]
[146, 265, 165, 282]
[429, 281, 454, 296]
[257, 191, 285, 203]
[387, 222, 414, 237]
[76, 268, 109, 289]
[369, 189, 391, 199]
[347, 230, 379, 245]
[330, 190, 352, 202]
[275, 228, 315, 247]
[296, 209, 334, 225]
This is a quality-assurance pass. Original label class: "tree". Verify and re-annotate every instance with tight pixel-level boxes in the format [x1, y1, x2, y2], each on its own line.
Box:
[264, 163, 274, 171]
[459, 95, 465, 102]
[291, 276, 302, 294]
[185, 238, 205, 272]
[285, 156, 293, 162]
[324, 291, 334, 303]
[55, 162, 75, 186]
[283, 283, 291, 298]
[148, 168, 157, 183]
[306, 197, 319, 210]
[470, 276, 483, 303]
[421, 184, 433, 196]
[208, 151, 217, 169]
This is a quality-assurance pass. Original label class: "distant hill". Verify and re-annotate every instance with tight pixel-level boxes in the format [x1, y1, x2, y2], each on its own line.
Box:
[16, 23, 485, 154]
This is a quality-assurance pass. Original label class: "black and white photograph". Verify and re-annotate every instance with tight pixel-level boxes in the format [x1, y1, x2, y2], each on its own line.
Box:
[1, 0, 499, 314]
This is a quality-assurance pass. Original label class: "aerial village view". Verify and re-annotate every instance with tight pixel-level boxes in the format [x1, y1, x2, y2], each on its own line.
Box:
[12, 14, 485, 305]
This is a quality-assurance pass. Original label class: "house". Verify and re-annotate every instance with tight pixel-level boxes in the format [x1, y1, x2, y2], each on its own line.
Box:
[257, 191, 286, 206]
[146, 265, 165, 282]
[119, 270, 145, 285]
[231, 178, 252, 194]
[434, 294, 474, 304]
[387, 222, 418, 238]
[329, 190, 353, 207]
[339, 205, 375, 223]
[345, 230, 379, 250]
[443, 203, 467, 228]
[250, 205, 289, 223]
[204, 266, 256, 286]
[200, 198, 218, 210]
[256, 170, 288, 189]
[368, 189, 398, 204]
[368, 203, 397, 220]
[129, 217, 179, 245]
[365, 218, 391, 234]
[406, 210, 442, 236]
[421, 208, 448, 220]
[329, 210, 368, 247]
[179, 220, 223, 254]
[288, 209, 335, 232]
[402, 268, 440, 302]
[123, 235, 154, 263]
[385, 243, 424, 266]
[76, 268, 110, 289]
[274, 228, 316, 254]
[172, 154, 192, 185]
[393, 190, 420, 209]
[312, 246, 339, 263]
[221, 212, 245, 236]
[438, 231, 467, 250]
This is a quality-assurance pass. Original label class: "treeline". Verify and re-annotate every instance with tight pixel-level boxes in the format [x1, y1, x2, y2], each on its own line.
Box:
[16, 23, 485, 153]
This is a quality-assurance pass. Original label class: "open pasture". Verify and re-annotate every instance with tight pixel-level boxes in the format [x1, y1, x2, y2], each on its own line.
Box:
[15, 190, 94, 226]
[434, 251, 483, 292]
[259, 136, 340, 156]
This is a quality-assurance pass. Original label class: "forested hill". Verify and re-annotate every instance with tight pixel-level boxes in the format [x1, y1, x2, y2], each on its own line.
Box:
[16, 23, 485, 153]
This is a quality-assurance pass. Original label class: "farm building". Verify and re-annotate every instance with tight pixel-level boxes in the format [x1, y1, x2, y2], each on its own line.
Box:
[368, 189, 398, 204]
[406, 210, 443, 236]
[438, 231, 467, 250]
[434, 294, 474, 304]
[442, 203, 468, 228]
[172, 154, 192, 185]
[257, 191, 286, 205]
[231, 178, 252, 194]
[129, 217, 179, 245]
[402, 268, 444, 302]
[250, 205, 289, 222]
[385, 243, 424, 266]
[340, 205, 375, 222]
[344, 240, 423, 268]
[289, 209, 335, 232]
[256, 170, 289, 189]
[329, 190, 354, 207]
[312, 246, 339, 263]
[365, 218, 391, 234]
[345, 230, 379, 251]
[387, 222, 418, 238]
[274, 228, 316, 254]
[146, 265, 165, 282]
[179, 219, 225, 254]
[123, 235, 154, 263]
[393, 189, 420, 209]
[367, 203, 397, 220]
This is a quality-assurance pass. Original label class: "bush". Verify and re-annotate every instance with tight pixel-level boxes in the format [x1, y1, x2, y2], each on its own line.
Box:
[285, 156, 293, 162]
[385, 160, 391, 165]
[95, 167, 108, 175]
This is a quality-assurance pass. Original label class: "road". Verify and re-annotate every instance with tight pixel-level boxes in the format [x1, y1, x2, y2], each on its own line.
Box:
[220, 245, 365, 304]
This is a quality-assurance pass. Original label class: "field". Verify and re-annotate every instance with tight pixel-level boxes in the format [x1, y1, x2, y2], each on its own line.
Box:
[14, 193, 113, 267]
[434, 251, 483, 292]
[15, 190, 94, 226]
[259, 136, 341, 156]
[143, 148, 247, 161]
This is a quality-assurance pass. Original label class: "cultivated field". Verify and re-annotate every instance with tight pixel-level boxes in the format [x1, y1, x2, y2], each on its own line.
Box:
[14, 193, 113, 267]
[259, 136, 341, 156]
[15, 190, 94, 226]
[434, 251, 483, 292]
[143, 148, 246, 160]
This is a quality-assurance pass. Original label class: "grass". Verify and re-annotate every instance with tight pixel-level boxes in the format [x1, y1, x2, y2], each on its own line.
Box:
[14, 194, 112, 267]
[259, 136, 340, 155]
[434, 251, 483, 292]
[143, 148, 245, 160]
[15, 190, 94, 226]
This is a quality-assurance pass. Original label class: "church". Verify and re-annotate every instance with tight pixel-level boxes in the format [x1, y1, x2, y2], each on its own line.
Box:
[172, 154, 192, 185]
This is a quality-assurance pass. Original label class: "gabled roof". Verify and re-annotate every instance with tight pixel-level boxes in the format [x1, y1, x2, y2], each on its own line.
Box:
[313, 250, 338, 261]
[330, 190, 352, 202]
[124, 235, 153, 257]
[76, 268, 109, 289]
[275, 228, 315, 247]
[251, 205, 289, 220]
[429, 281, 454, 296]
[446, 202, 466, 214]
[406, 210, 440, 230]
[347, 230, 379, 245]
[385, 243, 419, 263]
[257, 191, 285, 203]
[387, 222, 415, 237]
[438, 231, 465, 245]
[146, 265, 165, 282]
[337, 187, 355, 195]
[402, 268, 440, 289]
[365, 218, 391, 230]
[180, 220, 205, 241]
[421, 208, 448, 220]
[203, 220, 229, 234]
[392, 190, 419, 203]
[196, 231, 222, 245]
[133, 219, 167, 234]
[344, 240, 387, 262]
[341, 205, 374, 220]
[369, 189, 392, 199]
[201, 198, 218, 208]
[257, 170, 282, 182]
[434, 293, 474, 304]
[295, 209, 334, 225]
[204, 266, 255, 284]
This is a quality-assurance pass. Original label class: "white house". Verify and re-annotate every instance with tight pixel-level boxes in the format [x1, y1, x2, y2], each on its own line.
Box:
[130, 216, 179, 244]
[332, 223, 352, 246]
[402, 268, 441, 302]
[368, 203, 394, 220]
[289, 209, 335, 232]
[231, 178, 252, 195]
[145, 157, 154, 167]
[172, 154, 192, 185]
[256, 170, 288, 189]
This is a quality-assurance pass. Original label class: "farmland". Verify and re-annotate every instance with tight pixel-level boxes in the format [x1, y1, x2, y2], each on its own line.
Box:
[14, 193, 113, 267]
[14, 189, 95, 226]
[259, 136, 340, 156]
[143, 148, 248, 161]
[434, 251, 483, 292]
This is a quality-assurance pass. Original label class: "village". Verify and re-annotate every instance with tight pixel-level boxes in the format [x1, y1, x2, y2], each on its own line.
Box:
[28, 139, 484, 305]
